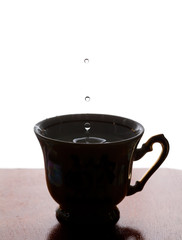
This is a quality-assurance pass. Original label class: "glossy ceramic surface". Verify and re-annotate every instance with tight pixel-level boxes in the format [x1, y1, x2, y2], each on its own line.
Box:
[34, 114, 169, 225]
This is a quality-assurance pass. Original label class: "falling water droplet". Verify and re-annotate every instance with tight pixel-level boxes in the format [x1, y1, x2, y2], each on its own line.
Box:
[85, 96, 90, 102]
[84, 122, 91, 132]
[84, 58, 89, 64]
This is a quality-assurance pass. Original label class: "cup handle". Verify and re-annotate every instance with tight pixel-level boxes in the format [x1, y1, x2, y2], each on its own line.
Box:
[127, 134, 169, 196]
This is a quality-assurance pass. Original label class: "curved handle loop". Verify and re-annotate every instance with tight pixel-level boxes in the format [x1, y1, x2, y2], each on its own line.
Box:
[127, 134, 169, 196]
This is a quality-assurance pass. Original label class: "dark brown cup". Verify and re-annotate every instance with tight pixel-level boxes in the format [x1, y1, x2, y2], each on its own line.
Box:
[34, 114, 169, 225]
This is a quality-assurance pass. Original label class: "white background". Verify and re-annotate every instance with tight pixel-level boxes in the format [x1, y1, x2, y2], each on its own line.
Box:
[0, 0, 181, 169]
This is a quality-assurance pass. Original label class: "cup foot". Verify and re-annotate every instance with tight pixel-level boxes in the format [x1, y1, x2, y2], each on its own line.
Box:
[56, 206, 120, 225]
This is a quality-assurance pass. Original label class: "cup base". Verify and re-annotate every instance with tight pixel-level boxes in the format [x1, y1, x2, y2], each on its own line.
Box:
[56, 206, 120, 225]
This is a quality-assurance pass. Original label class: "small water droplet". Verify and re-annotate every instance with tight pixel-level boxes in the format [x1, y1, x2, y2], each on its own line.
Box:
[84, 122, 91, 132]
[85, 96, 90, 102]
[84, 58, 89, 63]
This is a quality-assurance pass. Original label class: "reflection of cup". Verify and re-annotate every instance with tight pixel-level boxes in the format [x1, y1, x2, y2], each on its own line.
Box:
[47, 224, 144, 240]
[34, 114, 169, 225]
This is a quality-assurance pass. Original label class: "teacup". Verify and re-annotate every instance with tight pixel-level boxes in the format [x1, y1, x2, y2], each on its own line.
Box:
[34, 113, 169, 225]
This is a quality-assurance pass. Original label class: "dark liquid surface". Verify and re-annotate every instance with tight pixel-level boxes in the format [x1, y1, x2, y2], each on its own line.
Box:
[40, 119, 141, 144]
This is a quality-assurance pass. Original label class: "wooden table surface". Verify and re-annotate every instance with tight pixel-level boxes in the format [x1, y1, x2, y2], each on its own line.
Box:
[0, 168, 182, 240]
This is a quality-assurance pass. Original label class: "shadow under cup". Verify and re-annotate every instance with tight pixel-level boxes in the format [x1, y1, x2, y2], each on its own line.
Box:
[34, 113, 169, 225]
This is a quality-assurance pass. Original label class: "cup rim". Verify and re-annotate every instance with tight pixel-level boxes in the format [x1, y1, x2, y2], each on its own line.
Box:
[34, 113, 145, 145]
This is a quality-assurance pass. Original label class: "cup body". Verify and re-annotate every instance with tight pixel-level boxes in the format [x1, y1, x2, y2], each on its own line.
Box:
[34, 114, 144, 215]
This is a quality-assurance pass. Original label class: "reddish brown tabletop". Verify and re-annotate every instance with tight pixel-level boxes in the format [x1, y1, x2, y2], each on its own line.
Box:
[0, 168, 182, 240]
